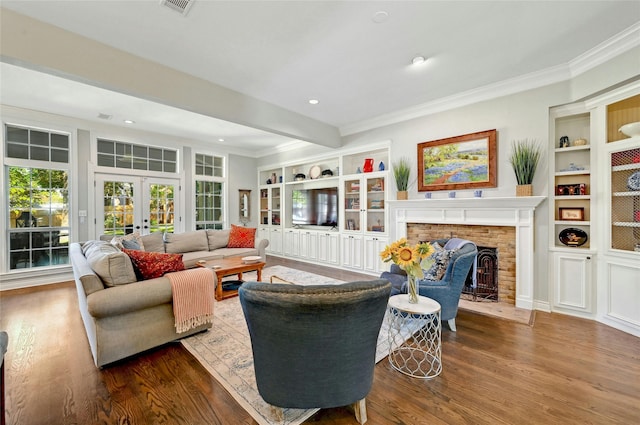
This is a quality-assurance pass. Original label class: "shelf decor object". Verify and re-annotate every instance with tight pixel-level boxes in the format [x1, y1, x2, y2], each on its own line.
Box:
[619, 121, 640, 138]
[559, 228, 588, 247]
[392, 157, 411, 200]
[509, 138, 542, 197]
[417, 129, 497, 192]
[559, 207, 585, 221]
[627, 170, 640, 191]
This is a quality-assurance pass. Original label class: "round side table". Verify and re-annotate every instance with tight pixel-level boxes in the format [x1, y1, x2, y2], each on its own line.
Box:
[387, 294, 442, 379]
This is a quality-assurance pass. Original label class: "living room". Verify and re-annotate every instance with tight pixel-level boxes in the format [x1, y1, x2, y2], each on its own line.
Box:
[1, 2, 640, 424]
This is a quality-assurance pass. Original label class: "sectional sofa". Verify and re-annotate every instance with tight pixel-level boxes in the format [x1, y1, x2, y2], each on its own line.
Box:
[70, 228, 268, 367]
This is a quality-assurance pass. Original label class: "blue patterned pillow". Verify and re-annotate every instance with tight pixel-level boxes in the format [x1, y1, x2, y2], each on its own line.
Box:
[425, 245, 456, 281]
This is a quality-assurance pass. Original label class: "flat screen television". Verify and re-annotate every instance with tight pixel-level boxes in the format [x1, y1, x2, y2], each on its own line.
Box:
[291, 187, 338, 227]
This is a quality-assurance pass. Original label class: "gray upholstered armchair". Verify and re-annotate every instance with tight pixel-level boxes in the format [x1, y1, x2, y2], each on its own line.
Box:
[380, 238, 477, 331]
[238, 279, 391, 424]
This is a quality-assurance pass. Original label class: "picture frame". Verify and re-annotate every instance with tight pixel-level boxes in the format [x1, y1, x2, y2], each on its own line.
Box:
[418, 129, 497, 192]
[559, 207, 585, 221]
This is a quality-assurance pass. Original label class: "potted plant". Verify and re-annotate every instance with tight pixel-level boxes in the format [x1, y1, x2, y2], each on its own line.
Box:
[392, 157, 411, 200]
[508, 139, 542, 196]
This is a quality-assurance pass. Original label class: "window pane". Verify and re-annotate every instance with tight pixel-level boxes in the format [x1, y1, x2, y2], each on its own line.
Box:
[164, 150, 176, 162]
[50, 133, 68, 149]
[148, 148, 162, 160]
[51, 148, 68, 163]
[98, 139, 114, 154]
[30, 130, 49, 146]
[7, 143, 29, 159]
[149, 160, 163, 172]
[97, 154, 114, 167]
[164, 162, 176, 173]
[30, 146, 49, 161]
[133, 159, 148, 170]
[6, 126, 28, 143]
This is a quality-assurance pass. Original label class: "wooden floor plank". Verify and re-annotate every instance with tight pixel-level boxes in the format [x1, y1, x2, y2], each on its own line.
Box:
[1, 258, 639, 425]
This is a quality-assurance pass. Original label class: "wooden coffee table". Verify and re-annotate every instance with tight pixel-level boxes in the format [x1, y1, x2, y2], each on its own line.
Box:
[196, 257, 265, 301]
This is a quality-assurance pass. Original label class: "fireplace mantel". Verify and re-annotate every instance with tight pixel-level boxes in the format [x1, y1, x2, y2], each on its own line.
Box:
[388, 196, 546, 309]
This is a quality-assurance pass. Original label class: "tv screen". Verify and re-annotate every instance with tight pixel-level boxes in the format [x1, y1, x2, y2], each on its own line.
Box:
[291, 187, 338, 227]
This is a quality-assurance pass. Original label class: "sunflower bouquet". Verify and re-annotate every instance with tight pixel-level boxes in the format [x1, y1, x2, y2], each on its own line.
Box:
[380, 238, 434, 303]
[380, 238, 434, 277]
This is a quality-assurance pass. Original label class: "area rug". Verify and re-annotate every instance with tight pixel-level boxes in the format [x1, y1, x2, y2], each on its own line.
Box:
[181, 265, 424, 425]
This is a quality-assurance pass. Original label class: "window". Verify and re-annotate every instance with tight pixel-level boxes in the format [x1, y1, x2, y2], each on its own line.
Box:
[194, 153, 225, 230]
[5, 124, 70, 270]
[97, 138, 177, 173]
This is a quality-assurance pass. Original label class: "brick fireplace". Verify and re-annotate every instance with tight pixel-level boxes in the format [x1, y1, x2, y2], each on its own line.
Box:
[388, 196, 545, 310]
[407, 223, 515, 304]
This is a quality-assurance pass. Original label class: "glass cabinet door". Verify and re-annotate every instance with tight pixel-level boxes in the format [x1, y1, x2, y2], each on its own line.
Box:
[270, 186, 281, 226]
[343, 178, 361, 231]
[610, 146, 640, 252]
[365, 176, 385, 232]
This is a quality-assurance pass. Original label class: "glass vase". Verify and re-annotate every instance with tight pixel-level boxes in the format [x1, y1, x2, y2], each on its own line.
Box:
[407, 274, 419, 303]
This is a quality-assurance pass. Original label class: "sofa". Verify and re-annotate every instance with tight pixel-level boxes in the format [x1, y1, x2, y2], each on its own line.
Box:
[70, 227, 269, 367]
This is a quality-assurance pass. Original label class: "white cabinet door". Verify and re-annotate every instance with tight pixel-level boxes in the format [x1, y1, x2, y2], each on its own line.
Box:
[318, 232, 340, 265]
[364, 236, 388, 274]
[552, 251, 593, 316]
[299, 230, 318, 261]
[269, 228, 283, 254]
[283, 229, 300, 257]
[341, 234, 363, 269]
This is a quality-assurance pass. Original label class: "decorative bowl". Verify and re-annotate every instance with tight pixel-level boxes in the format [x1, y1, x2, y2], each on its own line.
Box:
[619, 122, 640, 138]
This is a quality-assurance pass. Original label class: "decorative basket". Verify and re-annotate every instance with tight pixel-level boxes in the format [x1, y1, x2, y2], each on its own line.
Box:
[516, 184, 533, 197]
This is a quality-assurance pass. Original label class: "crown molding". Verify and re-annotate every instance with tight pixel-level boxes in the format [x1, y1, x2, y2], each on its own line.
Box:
[340, 23, 640, 137]
[569, 21, 640, 78]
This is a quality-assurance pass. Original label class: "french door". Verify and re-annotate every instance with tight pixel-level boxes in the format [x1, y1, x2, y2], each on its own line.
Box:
[95, 174, 180, 237]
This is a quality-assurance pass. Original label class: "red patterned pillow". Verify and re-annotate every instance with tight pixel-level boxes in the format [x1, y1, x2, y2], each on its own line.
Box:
[227, 224, 256, 248]
[123, 249, 184, 280]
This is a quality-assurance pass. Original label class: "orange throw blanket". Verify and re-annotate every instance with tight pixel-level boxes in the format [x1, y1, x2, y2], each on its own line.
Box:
[167, 268, 215, 333]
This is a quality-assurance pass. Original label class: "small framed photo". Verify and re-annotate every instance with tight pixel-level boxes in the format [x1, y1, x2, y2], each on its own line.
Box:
[559, 207, 584, 221]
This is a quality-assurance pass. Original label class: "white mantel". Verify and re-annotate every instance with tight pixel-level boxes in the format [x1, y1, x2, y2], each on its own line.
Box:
[388, 196, 546, 310]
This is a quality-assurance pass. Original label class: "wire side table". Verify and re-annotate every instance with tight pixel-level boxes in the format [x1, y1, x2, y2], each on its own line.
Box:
[387, 294, 442, 379]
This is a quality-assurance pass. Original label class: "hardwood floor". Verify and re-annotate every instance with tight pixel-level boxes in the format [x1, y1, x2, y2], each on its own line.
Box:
[1, 257, 639, 425]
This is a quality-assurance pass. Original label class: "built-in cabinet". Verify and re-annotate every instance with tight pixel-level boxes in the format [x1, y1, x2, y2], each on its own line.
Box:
[258, 179, 283, 255]
[550, 83, 640, 336]
[257, 144, 389, 273]
[549, 106, 596, 317]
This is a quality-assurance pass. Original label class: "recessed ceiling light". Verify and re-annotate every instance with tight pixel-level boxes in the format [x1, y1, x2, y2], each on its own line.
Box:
[218, 138, 225, 142]
[123, 119, 135, 124]
[372, 11, 389, 23]
[308, 99, 319, 105]
[412, 56, 426, 65]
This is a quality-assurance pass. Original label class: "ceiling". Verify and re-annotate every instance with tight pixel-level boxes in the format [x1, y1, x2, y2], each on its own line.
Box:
[1, 1, 639, 156]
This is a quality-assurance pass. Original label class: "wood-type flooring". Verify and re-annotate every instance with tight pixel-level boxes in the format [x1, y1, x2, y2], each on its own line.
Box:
[1, 257, 638, 424]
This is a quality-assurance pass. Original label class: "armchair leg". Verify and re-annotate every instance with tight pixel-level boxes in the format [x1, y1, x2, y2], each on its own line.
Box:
[352, 398, 367, 424]
[448, 319, 457, 332]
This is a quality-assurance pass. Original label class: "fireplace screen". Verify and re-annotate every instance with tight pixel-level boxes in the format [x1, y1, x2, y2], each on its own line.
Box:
[463, 246, 498, 301]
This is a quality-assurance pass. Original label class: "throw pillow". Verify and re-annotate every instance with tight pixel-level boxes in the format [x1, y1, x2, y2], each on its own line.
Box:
[425, 244, 457, 281]
[227, 224, 256, 248]
[121, 239, 141, 250]
[111, 231, 145, 251]
[123, 249, 185, 280]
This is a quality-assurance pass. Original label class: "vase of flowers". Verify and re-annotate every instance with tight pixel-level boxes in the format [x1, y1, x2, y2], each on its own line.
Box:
[380, 238, 434, 303]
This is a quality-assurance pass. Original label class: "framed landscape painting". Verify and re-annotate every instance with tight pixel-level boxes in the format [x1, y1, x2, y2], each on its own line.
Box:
[418, 129, 497, 192]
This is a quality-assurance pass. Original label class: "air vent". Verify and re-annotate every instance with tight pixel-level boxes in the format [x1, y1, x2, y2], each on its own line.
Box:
[160, 0, 194, 16]
[97, 113, 112, 120]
